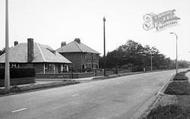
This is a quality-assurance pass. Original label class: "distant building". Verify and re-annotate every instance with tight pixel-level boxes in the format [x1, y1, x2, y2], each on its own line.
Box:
[56, 38, 100, 72]
[0, 38, 71, 74]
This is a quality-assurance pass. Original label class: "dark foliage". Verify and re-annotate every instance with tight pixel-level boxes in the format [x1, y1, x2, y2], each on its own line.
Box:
[100, 40, 189, 71]
[164, 81, 190, 95]
[145, 105, 188, 119]
[174, 72, 188, 80]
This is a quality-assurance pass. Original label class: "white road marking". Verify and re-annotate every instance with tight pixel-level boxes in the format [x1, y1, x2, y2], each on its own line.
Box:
[12, 108, 27, 113]
[72, 93, 79, 97]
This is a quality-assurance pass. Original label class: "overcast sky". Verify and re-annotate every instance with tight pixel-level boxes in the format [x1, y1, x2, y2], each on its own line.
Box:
[0, 0, 190, 60]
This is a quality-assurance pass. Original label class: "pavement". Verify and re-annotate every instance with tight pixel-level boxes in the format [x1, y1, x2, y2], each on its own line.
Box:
[0, 70, 177, 119]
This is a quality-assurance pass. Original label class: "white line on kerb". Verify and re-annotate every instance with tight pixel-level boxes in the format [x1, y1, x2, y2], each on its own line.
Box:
[12, 108, 27, 113]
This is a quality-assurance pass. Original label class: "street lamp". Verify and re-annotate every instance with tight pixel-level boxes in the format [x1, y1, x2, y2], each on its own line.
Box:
[170, 32, 178, 74]
[4, 0, 10, 91]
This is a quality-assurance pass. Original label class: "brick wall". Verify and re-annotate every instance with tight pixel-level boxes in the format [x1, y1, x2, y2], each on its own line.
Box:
[61, 52, 99, 72]
[61, 53, 83, 72]
[34, 64, 44, 74]
[83, 53, 99, 69]
[34, 63, 66, 74]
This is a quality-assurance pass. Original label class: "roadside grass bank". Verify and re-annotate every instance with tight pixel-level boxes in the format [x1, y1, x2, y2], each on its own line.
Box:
[140, 70, 190, 119]
[0, 80, 79, 96]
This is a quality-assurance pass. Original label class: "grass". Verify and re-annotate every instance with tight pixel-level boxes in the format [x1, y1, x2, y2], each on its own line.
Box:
[164, 81, 190, 95]
[164, 71, 190, 95]
[173, 72, 188, 81]
[144, 104, 189, 119]
[0, 80, 79, 95]
[142, 71, 190, 119]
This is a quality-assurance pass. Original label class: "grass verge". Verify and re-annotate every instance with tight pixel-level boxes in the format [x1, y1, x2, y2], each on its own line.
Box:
[144, 104, 188, 119]
[164, 81, 190, 95]
[0, 80, 79, 96]
[141, 70, 190, 119]
[173, 72, 188, 81]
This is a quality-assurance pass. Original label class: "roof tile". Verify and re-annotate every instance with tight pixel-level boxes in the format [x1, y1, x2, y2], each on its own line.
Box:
[56, 41, 99, 54]
[0, 43, 71, 63]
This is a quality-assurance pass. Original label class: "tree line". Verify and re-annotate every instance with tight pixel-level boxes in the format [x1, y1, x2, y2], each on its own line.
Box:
[0, 40, 189, 72]
[99, 40, 189, 72]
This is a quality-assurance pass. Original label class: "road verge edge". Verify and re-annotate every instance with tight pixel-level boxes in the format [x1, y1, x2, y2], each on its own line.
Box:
[131, 73, 175, 119]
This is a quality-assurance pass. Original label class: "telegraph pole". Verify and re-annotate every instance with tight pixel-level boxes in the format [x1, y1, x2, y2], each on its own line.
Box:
[103, 17, 106, 76]
[150, 54, 153, 71]
[5, 0, 10, 91]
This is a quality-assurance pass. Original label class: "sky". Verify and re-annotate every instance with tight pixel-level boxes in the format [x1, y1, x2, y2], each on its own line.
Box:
[0, 0, 190, 60]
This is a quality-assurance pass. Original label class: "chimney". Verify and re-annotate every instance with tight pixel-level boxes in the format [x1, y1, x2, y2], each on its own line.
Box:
[27, 38, 34, 62]
[74, 38, 81, 44]
[14, 41, 18, 46]
[61, 42, 66, 47]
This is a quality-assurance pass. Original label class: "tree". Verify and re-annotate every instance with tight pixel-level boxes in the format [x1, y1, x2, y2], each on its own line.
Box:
[178, 60, 190, 68]
[99, 40, 180, 71]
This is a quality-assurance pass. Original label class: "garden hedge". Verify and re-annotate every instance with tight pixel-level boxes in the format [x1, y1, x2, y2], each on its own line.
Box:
[0, 68, 35, 87]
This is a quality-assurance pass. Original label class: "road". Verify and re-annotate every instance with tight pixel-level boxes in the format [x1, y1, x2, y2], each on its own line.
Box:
[0, 70, 176, 119]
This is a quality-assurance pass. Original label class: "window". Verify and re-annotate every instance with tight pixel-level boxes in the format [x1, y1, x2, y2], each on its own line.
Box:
[10, 64, 20, 68]
[0, 64, 4, 68]
[45, 64, 55, 72]
[61, 64, 68, 72]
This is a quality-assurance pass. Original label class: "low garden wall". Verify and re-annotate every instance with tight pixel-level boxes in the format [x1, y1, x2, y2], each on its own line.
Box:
[36, 69, 131, 79]
[36, 72, 95, 79]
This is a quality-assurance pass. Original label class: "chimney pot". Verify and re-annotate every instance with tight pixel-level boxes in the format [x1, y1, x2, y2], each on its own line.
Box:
[14, 41, 18, 46]
[61, 42, 66, 47]
[74, 38, 81, 44]
[27, 38, 34, 62]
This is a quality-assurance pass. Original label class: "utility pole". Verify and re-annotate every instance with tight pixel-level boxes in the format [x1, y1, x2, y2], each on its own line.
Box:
[5, 0, 10, 91]
[150, 54, 153, 71]
[170, 32, 178, 74]
[103, 17, 106, 76]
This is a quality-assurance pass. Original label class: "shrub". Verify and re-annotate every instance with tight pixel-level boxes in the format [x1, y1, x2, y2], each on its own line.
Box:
[164, 81, 190, 95]
[145, 104, 188, 119]
[173, 72, 188, 80]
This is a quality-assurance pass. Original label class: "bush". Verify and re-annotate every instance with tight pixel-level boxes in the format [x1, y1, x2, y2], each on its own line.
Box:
[145, 104, 188, 119]
[0, 68, 35, 87]
[164, 81, 190, 95]
[0, 68, 35, 79]
[173, 72, 188, 80]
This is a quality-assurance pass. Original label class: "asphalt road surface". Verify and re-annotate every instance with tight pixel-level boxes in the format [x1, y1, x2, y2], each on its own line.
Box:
[0, 70, 177, 119]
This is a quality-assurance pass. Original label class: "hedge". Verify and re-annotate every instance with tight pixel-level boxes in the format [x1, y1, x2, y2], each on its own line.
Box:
[0, 68, 35, 87]
[145, 104, 188, 119]
[173, 72, 188, 80]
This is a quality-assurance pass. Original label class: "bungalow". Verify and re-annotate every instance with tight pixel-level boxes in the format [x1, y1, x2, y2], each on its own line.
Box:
[56, 38, 100, 72]
[0, 38, 71, 74]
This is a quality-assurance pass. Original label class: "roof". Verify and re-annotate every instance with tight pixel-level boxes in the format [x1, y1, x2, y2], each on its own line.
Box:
[56, 40, 99, 54]
[0, 43, 71, 64]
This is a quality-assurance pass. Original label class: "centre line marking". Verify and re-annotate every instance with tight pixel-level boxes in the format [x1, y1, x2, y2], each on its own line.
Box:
[72, 93, 79, 97]
[12, 108, 27, 113]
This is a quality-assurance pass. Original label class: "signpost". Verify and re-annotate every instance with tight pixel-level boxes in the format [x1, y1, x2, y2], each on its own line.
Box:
[143, 9, 180, 74]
